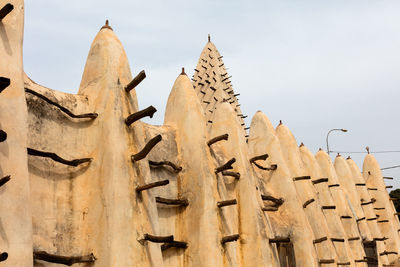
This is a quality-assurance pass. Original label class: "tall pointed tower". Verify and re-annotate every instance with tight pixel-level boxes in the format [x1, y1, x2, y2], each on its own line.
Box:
[192, 36, 247, 138]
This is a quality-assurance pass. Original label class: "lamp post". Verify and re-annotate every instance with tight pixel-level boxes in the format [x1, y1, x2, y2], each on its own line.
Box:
[326, 128, 348, 155]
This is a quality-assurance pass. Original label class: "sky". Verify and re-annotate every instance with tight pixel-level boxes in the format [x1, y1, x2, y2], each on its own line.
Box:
[23, 1, 400, 190]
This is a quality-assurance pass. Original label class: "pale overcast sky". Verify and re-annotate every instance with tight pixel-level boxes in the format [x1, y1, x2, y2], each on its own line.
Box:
[23, 1, 400, 189]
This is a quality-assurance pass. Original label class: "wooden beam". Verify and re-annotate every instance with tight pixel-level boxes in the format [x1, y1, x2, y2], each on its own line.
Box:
[207, 134, 229, 147]
[125, 70, 146, 92]
[319, 259, 335, 264]
[356, 217, 366, 222]
[131, 135, 162, 163]
[155, 197, 188, 206]
[221, 171, 240, 179]
[136, 180, 169, 192]
[262, 207, 279, 211]
[379, 251, 398, 256]
[0, 252, 8, 262]
[0, 77, 10, 93]
[221, 234, 239, 244]
[321, 205, 336, 210]
[27, 148, 92, 167]
[312, 178, 328, 185]
[373, 237, 388, 241]
[125, 106, 157, 126]
[249, 154, 269, 163]
[144, 234, 174, 243]
[33, 251, 96, 266]
[0, 175, 10, 187]
[269, 237, 290, 243]
[0, 130, 6, 142]
[293, 176, 311, 181]
[217, 199, 237, 208]
[161, 241, 188, 251]
[303, 198, 315, 208]
[261, 195, 284, 206]
[25, 88, 98, 119]
[0, 4, 13, 21]
[313, 236, 327, 244]
[215, 158, 236, 174]
[149, 160, 182, 172]
[331, 238, 345, 242]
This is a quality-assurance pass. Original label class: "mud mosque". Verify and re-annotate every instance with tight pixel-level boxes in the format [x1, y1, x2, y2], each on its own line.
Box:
[1, 1, 400, 266]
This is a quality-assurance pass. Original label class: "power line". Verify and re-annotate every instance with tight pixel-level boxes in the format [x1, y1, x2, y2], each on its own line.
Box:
[381, 165, 400, 170]
[331, 150, 400, 154]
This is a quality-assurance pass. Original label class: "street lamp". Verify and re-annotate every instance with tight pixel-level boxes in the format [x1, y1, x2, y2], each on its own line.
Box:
[326, 128, 348, 155]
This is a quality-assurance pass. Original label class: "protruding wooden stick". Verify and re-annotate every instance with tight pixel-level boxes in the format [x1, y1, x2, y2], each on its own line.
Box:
[269, 237, 290, 243]
[161, 241, 188, 251]
[337, 262, 351, 266]
[319, 259, 335, 264]
[125, 70, 146, 92]
[136, 180, 169, 192]
[27, 148, 92, 167]
[374, 207, 385, 210]
[386, 186, 393, 189]
[0, 175, 10, 187]
[367, 217, 377, 221]
[0, 77, 10, 93]
[361, 200, 374, 206]
[125, 106, 157, 126]
[354, 259, 368, 263]
[262, 207, 279, 211]
[348, 237, 360, 241]
[293, 176, 311, 181]
[377, 220, 389, 223]
[0, 252, 8, 262]
[367, 188, 378, 191]
[25, 88, 98, 119]
[379, 251, 398, 256]
[0, 130, 6, 142]
[33, 251, 96, 266]
[390, 197, 398, 201]
[261, 195, 284, 206]
[341, 215, 352, 219]
[155, 197, 188, 206]
[149, 160, 182, 172]
[222, 171, 240, 179]
[383, 176, 393, 180]
[356, 217, 366, 222]
[131, 135, 162, 163]
[322, 205, 336, 210]
[207, 134, 229, 147]
[217, 199, 237, 208]
[0, 4, 13, 21]
[303, 198, 315, 208]
[312, 178, 328, 185]
[144, 234, 174, 243]
[215, 158, 236, 174]
[313, 236, 328, 244]
[331, 238, 345, 242]
[250, 154, 268, 163]
[373, 237, 388, 241]
[355, 183, 366, 186]
[252, 161, 277, 171]
[221, 234, 239, 244]
[328, 184, 340, 188]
